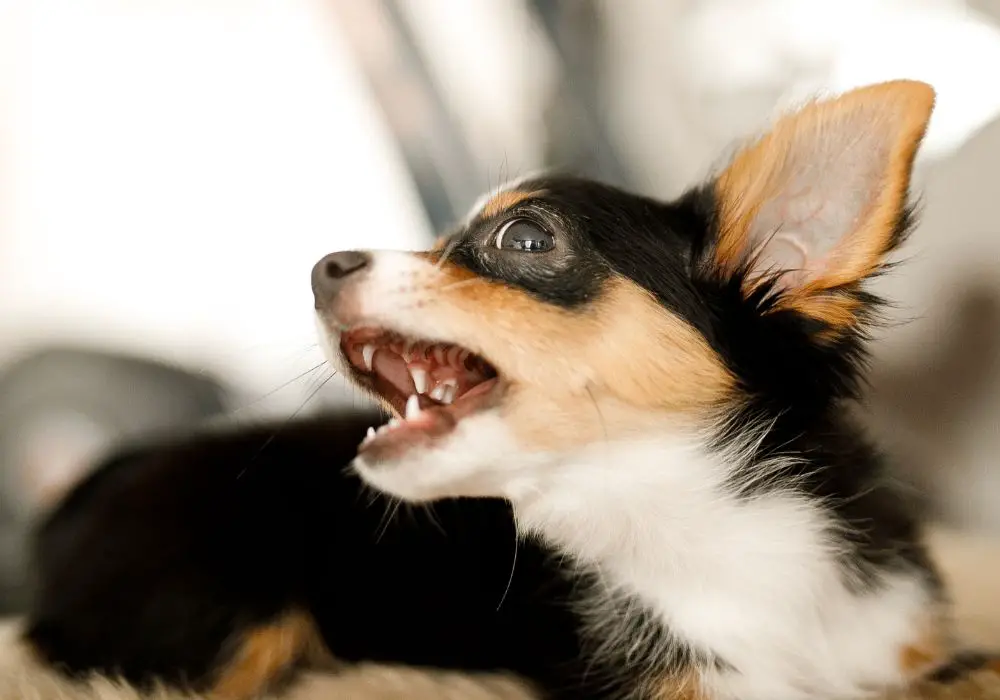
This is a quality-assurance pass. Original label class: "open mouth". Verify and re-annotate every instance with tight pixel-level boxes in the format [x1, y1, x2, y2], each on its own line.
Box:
[340, 328, 501, 460]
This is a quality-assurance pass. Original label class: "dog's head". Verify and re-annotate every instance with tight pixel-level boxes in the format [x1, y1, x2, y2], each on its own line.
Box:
[313, 81, 934, 503]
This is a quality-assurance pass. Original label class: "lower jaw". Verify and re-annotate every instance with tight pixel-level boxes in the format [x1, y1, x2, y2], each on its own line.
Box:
[356, 413, 455, 464]
[356, 378, 500, 464]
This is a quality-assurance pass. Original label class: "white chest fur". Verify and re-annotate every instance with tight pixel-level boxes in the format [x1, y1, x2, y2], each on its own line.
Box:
[509, 437, 932, 700]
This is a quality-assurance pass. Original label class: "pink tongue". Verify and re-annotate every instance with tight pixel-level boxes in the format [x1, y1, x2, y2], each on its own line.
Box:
[372, 349, 414, 394]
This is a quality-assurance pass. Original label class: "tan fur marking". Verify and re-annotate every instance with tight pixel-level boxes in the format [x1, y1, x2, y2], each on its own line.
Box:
[209, 611, 322, 700]
[478, 190, 535, 220]
[653, 671, 707, 700]
[901, 612, 951, 680]
[427, 262, 734, 451]
[787, 292, 862, 342]
[901, 642, 946, 678]
[714, 80, 934, 326]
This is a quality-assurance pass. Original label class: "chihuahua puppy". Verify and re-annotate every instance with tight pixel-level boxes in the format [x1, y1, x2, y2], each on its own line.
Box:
[25, 80, 1000, 700]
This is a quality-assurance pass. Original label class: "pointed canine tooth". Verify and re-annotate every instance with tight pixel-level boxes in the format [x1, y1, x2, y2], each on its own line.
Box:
[402, 340, 415, 363]
[362, 344, 376, 372]
[388, 418, 399, 428]
[429, 384, 446, 401]
[361, 428, 375, 447]
[409, 367, 427, 394]
[405, 394, 421, 419]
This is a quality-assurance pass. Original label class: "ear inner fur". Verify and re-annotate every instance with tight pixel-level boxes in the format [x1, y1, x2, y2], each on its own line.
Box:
[712, 80, 935, 326]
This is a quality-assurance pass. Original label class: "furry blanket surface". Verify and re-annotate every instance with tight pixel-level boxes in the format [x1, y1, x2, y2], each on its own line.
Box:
[0, 626, 536, 700]
[0, 526, 996, 700]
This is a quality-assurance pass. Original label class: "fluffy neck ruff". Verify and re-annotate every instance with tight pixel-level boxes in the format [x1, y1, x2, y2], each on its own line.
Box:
[508, 430, 937, 700]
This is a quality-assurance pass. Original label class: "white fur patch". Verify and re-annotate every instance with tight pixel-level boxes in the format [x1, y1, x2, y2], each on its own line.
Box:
[507, 435, 927, 700]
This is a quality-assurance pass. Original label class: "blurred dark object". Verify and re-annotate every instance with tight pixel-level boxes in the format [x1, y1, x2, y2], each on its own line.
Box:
[0, 348, 227, 614]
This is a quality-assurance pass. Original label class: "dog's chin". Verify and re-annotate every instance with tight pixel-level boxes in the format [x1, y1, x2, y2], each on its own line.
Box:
[351, 410, 523, 503]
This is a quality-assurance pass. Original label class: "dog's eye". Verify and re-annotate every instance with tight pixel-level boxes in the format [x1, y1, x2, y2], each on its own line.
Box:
[495, 219, 554, 253]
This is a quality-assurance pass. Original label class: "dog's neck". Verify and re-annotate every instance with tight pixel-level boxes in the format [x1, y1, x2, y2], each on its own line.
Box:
[510, 435, 733, 570]
[508, 434, 932, 700]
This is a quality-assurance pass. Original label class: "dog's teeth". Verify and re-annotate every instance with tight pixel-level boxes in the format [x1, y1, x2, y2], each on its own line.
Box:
[402, 340, 416, 363]
[409, 367, 427, 394]
[361, 426, 376, 447]
[429, 384, 446, 401]
[362, 344, 376, 372]
[388, 418, 399, 429]
[437, 378, 458, 405]
[405, 394, 421, 419]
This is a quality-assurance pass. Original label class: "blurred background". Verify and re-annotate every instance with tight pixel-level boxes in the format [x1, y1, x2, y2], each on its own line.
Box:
[0, 0, 998, 612]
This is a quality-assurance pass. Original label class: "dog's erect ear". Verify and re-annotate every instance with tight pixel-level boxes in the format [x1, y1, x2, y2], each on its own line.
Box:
[711, 80, 935, 325]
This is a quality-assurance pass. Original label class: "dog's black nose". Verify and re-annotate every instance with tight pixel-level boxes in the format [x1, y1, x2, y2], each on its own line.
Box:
[311, 251, 370, 308]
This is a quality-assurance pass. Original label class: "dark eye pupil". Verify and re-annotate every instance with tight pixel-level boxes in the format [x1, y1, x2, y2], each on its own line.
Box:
[498, 221, 554, 253]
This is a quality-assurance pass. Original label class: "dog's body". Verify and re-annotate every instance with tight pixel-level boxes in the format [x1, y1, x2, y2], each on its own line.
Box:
[17, 80, 1000, 699]
[25, 414, 591, 698]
